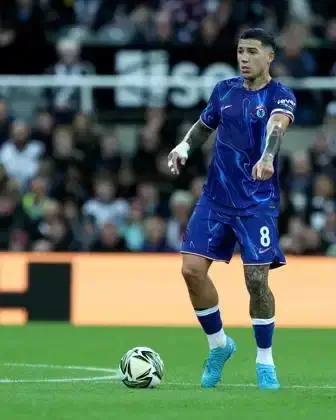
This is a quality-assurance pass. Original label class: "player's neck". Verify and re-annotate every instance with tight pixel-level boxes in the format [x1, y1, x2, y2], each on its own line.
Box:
[243, 73, 272, 91]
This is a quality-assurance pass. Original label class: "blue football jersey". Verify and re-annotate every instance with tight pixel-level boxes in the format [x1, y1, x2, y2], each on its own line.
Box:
[199, 76, 296, 216]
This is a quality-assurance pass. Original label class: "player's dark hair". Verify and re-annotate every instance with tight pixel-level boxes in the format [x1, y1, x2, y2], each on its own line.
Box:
[238, 28, 276, 52]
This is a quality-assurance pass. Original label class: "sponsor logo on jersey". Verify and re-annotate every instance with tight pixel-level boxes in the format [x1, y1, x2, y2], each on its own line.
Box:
[277, 99, 296, 109]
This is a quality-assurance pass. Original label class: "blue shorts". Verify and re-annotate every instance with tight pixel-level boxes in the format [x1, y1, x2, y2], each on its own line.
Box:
[181, 198, 286, 269]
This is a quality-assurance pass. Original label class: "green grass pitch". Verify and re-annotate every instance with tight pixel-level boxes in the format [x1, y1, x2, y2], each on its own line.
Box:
[0, 324, 335, 420]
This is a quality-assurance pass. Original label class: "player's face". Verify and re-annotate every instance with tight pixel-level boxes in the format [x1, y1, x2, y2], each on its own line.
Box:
[237, 39, 274, 80]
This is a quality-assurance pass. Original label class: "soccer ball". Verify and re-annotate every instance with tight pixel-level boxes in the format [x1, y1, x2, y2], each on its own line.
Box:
[119, 346, 164, 388]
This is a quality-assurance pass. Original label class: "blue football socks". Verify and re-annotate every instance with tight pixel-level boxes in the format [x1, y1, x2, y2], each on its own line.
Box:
[252, 318, 275, 365]
[195, 305, 227, 349]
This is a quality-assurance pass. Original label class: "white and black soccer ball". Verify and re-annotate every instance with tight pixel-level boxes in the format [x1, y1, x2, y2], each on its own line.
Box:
[119, 346, 164, 389]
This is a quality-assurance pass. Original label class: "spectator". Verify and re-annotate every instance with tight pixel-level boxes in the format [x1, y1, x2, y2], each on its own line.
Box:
[0, 17, 16, 48]
[288, 152, 313, 217]
[278, 189, 295, 237]
[3, 0, 46, 46]
[36, 157, 55, 180]
[74, 0, 117, 33]
[155, 148, 174, 197]
[308, 174, 335, 231]
[321, 212, 336, 255]
[51, 163, 88, 204]
[82, 175, 128, 229]
[43, 218, 74, 251]
[120, 198, 146, 251]
[216, 0, 240, 44]
[0, 180, 22, 249]
[141, 216, 174, 252]
[21, 176, 51, 223]
[43, 39, 95, 123]
[195, 3, 239, 48]
[280, 216, 322, 255]
[30, 198, 78, 251]
[40, 0, 75, 34]
[273, 21, 317, 124]
[96, 133, 121, 174]
[72, 113, 101, 171]
[308, 134, 336, 180]
[51, 126, 84, 174]
[35, 199, 62, 242]
[0, 121, 45, 191]
[136, 181, 161, 217]
[160, 0, 207, 44]
[0, 163, 9, 193]
[129, 4, 156, 44]
[90, 222, 128, 252]
[63, 198, 97, 251]
[152, 10, 175, 45]
[8, 229, 30, 251]
[166, 190, 194, 251]
[196, 14, 221, 47]
[116, 165, 137, 200]
[31, 110, 54, 156]
[0, 98, 12, 145]
[322, 102, 336, 158]
[31, 239, 54, 252]
[132, 129, 161, 180]
[325, 18, 336, 43]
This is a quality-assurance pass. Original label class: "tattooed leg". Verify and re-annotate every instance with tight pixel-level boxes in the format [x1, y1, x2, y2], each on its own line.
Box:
[244, 265, 275, 318]
[244, 265, 279, 385]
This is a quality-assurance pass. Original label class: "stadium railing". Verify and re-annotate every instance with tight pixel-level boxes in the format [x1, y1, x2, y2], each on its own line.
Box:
[0, 75, 334, 113]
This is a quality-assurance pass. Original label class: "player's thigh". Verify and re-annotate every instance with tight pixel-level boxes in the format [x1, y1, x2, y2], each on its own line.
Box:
[180, 204, 236, 262]
[232, 215, 286, 269]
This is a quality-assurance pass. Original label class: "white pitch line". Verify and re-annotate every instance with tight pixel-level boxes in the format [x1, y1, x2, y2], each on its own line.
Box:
[1, 364, 336, 390]
[285, 384, 336, 390]
[4, 363, 115, 373]
[165, 381, 336, 390]
[0, 363, 120, 384]
[0, 376, 118, 384]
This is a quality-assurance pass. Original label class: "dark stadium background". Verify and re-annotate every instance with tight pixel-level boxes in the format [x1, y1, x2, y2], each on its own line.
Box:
[0, 3, 335, 419]
[0, 0, 334, 256]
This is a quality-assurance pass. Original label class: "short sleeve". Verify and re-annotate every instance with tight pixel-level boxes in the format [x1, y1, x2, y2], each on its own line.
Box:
[271, 85, 297, 124]
[200, 82, 220, 130]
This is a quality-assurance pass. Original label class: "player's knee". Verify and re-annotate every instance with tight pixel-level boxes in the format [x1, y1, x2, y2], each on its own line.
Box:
[182, 263, 200, 281]
[181, 261, 205, 288]
[244, 265, 269, 295]
[246, 277, 264, 295]
[181, 255, 210, 298]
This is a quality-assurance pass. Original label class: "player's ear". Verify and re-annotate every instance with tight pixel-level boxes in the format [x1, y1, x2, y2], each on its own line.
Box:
[268, 50, 275, 65]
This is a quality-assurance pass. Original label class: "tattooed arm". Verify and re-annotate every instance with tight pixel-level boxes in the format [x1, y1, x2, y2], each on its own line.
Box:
[183, 120, 214, 151]
[168, 119, 214, 175]
[252, 113, 291, 181]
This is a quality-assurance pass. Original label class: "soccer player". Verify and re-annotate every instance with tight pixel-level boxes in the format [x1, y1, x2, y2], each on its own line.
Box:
[167, 28, 296, 390]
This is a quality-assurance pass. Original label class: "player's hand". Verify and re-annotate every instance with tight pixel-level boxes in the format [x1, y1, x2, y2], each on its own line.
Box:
[168, 142, 190, 175]
[252, 155, 274, 181]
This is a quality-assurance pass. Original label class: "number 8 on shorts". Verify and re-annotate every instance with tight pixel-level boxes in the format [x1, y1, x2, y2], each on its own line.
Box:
[260, 226, 271, 247]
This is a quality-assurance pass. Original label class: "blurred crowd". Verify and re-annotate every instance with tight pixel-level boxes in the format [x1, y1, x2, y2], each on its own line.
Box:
[1, 0, 336, 127]
[0, 96, 335, 255]
[0, 0, 335, 47]
[0, 0, 334, 256]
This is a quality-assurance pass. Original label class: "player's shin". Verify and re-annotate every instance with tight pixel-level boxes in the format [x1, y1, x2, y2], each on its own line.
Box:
[182, 259, 227, 349]
[195, 304, 227, 349]
[252, 318, 275, 365]
[244, 265, 275, 366]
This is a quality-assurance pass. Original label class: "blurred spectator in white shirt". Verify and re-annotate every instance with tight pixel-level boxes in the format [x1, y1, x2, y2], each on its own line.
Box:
[0, 121, 45, 191]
